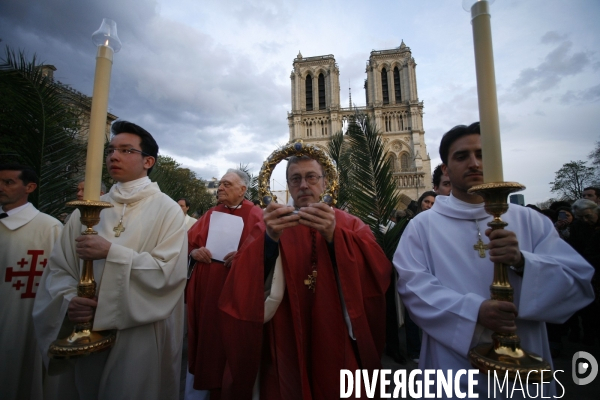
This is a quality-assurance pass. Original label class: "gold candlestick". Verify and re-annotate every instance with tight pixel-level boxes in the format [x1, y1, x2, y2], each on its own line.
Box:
[48, 18, 122, 359]
[467, 182, 552, 383]
[49, 201, 115, 358]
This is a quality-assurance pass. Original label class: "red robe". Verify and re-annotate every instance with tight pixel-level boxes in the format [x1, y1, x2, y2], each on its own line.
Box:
[187, 200, 264, 392]
[218, 209, 391, 400]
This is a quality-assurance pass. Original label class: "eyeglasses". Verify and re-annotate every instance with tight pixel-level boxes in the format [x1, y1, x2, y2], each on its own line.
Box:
[105, 148, 151, 157]
[287, 174, 324, 187]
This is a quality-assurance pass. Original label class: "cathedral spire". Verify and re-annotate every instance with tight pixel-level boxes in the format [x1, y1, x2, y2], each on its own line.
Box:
[349, 82, 352, 109]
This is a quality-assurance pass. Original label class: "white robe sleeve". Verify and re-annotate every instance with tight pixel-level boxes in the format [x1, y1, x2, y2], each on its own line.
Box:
[511, 211, 594, 323]
[393, 221, 487, 357]
[93, 205, 187, 331]
[32, 212, 83, 367]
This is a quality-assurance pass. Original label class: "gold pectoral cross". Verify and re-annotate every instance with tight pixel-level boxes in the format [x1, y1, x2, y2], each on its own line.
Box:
[304, 269, 317, 293]
[473, 238, 488, 258]
[113, 221, 125, 237]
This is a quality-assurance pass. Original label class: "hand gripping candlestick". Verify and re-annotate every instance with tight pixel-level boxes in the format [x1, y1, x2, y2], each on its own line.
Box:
[462, 0, 551, 382]
[48, 19, 122, 359]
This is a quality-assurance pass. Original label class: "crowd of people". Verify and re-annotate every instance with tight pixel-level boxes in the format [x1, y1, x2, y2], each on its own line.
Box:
[1, 120, 597, 399]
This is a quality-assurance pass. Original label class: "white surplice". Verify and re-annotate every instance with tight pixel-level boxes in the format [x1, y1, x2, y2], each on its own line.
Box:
[1, 203, 62, 400]
[393, 194, 595, 399]
[184, 214, 197, 231]
[33, 180, 187, 400]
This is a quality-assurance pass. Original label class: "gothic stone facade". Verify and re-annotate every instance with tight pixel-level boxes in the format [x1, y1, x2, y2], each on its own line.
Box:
[287, 42, 432, 202]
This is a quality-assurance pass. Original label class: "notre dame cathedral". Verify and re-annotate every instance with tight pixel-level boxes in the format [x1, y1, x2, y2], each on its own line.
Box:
[287, 41, 432, 202]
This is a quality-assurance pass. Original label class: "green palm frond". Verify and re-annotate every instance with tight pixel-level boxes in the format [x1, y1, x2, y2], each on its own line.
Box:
[238, 163, 259, 202]
[0, 47, 87, 218]
[327, 130, 352, 209]
[327, 112, 404, 260]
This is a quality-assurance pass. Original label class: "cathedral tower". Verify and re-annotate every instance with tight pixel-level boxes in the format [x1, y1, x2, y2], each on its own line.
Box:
[287, 42, 431, 201]
[288, 52, 342, 143]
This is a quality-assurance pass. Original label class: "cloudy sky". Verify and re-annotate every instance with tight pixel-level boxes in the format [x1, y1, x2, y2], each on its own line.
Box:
[1, 0, 599, 204]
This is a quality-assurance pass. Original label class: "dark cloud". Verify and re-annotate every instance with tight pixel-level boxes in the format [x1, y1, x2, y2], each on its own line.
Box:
[560, 84, 600, 104]
[540, 31, 567, 44]
[0, 0, 290, 171]
[502, 39, 590, 103]
[227, 0, 292, 27]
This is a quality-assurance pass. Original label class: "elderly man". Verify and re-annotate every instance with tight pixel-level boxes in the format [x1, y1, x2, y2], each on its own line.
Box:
[218, 156, 391, 400]
[185, 169, 263, 399]
[393, 122, 594, 398]
[33, 121, 188, 400]
[1, 164, 62, 400]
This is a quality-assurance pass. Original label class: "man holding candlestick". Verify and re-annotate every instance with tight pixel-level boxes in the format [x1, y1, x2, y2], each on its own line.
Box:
[33, 121, 188, 400]
[393, 122, 595, 398]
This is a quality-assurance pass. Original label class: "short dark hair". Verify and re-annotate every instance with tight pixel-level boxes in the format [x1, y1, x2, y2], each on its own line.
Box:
[583, 187, 600, 197]
[285, 156, 324, 180]
[432, 164, 444, 188]
[0, 164, 38, 185]
[439, 122, 480, 165]
[177, 198, 190, 208]
[111, 120, 159, 174]
[549, 201, 571, 211]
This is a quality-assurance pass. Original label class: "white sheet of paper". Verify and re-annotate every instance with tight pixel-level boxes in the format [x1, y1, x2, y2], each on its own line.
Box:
[205, 211, 244, 262]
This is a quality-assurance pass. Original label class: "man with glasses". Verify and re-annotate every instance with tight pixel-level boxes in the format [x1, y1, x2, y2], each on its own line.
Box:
[185, 168, 263, 400]
[33, 121, 188, 400]
[217, 156, 391, 399]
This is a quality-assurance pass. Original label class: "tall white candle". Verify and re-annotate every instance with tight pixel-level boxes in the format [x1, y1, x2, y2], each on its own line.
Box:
[83, 45, 113, 201]
[470, 0, 504, 183]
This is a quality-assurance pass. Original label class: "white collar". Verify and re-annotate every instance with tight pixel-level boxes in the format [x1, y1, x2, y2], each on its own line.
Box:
[433, 193, 489, 220]
[2, 202, 31, 216]
[114, 176, 152, 197]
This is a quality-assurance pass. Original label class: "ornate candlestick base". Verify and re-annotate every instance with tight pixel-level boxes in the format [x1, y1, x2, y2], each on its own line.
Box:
[467, 182, 552, 383]
[48, 200, 117, 359]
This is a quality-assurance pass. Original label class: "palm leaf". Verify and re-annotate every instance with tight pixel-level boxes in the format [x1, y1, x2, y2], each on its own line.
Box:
[327, 112, 403, 260]
[327, 130, 352, 209]
[0, 47, 87, 218]
[238, 163, 259, 202]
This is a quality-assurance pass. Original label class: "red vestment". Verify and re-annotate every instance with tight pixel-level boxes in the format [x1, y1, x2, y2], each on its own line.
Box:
[187, 199, 264, 392]
[218, 209, 391, 400]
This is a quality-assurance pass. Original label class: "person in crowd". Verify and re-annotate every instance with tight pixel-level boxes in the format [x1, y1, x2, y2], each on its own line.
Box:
[553, 206, 574, 239]
[217, 155, 391, 399]
[432, 163, 452, 196]
[64, 180, 107, 224]
[1, 164, 63, 400]
[178, 198, 198, 230]
[566, 199, 600, 346]
[76, 180, 106, 201]
[185, 169, 263, 399]
[402, 191, 439, 364]
[33, 121, 188, 400]
[417, 190, 437, 213]
[393, 122, 595, 397]
[582, 186, 600, 205]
